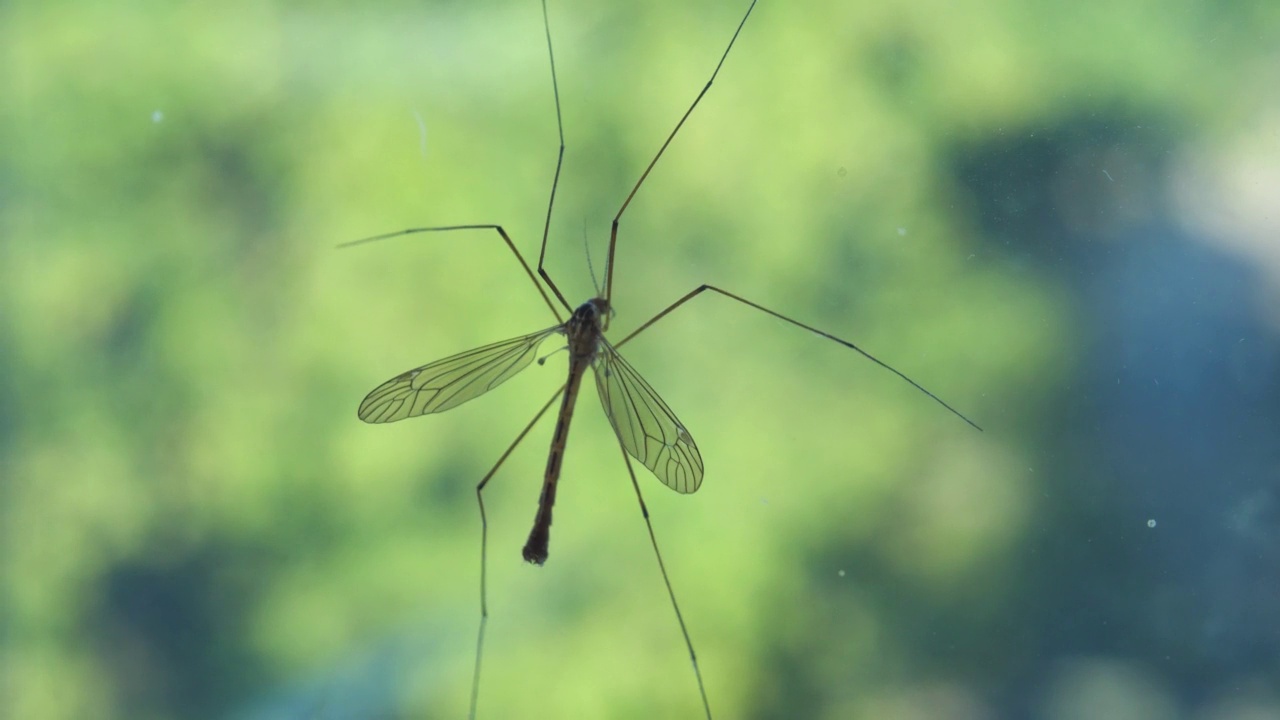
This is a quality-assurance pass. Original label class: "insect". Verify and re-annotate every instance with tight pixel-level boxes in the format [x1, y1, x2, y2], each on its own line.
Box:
[345, 0, 980, 717]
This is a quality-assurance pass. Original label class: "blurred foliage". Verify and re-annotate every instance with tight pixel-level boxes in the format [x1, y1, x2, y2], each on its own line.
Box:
[3, 0, 1278, 719]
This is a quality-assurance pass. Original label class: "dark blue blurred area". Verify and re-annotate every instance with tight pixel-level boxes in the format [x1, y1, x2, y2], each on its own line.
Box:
[957, 113, 1279, 714]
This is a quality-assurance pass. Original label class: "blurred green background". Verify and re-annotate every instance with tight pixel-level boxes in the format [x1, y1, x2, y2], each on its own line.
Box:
[4, 0, 1279, 718]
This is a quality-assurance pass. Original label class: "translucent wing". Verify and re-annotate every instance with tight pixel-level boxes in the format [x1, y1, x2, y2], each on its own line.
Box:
[593, 339, 703, 493]
[359, 327, 560, 423]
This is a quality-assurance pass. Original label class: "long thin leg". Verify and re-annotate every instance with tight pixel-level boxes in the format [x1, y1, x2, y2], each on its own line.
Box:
[615, 284, 983, 431]
[604, 0, 759, 305]
[339, 224, 566, 323]
[534, 0, 572, 312]
[614, 434, 712, 719]
[470, 385, 567, 720]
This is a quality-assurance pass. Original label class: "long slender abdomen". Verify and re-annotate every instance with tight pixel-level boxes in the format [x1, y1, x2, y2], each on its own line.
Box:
[522, 357, 590, 565]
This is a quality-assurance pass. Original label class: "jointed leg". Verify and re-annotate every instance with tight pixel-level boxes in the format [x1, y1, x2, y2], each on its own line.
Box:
[614, 284, 983, 431]
[339, 224, 567, 324]
[535, 0, 572, 312]
[604, 0, 759, 305]
[614, 435, 712, 719]
[470, 384, 566, 720]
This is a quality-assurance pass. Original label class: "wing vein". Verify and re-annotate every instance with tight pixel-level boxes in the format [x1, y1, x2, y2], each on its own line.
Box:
[358, 326, 560, 423]
[593, 339, 703, 493]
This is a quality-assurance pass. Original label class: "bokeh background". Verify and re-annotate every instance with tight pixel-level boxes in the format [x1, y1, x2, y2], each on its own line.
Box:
[4, 0, 1278, 718]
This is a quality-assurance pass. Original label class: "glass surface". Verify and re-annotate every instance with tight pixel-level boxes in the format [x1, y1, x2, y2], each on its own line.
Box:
[3, 0, 1278, 718]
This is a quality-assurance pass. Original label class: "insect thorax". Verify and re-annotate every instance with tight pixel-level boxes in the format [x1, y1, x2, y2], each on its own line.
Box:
[566, 298, 609, 359]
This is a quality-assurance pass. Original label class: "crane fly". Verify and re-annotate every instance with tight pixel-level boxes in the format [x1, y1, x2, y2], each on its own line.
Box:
[343, 0, 981, 717]
[355, 294, 700, 564]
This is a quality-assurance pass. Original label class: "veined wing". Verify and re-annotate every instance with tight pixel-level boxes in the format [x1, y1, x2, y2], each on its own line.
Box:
[593, 339, 703, 493]
[359, 326, 561, 423]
